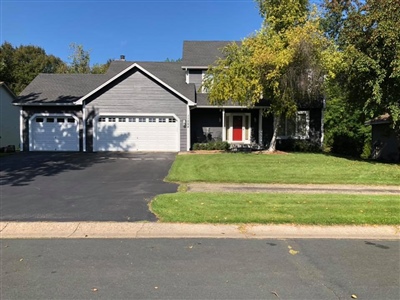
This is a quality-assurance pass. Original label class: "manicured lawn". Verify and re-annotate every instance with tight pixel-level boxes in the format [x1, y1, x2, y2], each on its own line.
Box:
[167, 153, 400, 185]
[151, 193, 400, 225]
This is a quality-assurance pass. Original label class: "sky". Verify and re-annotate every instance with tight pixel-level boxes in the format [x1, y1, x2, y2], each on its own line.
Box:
[1, 0, 266, 66]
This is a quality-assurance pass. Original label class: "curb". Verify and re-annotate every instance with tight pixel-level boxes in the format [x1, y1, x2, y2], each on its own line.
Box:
[1, 222, 399, 240]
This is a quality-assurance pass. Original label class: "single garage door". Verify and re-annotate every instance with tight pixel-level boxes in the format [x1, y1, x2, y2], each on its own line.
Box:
[94, 115, 180, 151]
[30, 115, 79, 151]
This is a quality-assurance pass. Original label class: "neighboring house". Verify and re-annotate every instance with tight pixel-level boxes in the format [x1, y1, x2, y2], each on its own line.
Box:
[15, 41, 324, 152]
[366, 114, 400, 162]
[0, 82, 19, 149]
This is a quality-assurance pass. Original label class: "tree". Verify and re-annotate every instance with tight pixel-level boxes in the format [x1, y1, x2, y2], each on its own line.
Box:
[323, 0, 400, 126]
[57, 43, 111, 75]
[203, 1, 341, 151]
[0, 42, 65, 94]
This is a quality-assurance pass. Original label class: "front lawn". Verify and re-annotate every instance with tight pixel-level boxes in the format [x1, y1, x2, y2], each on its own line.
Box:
[151, 193, 400, 225]
[167, 153, 400, 185]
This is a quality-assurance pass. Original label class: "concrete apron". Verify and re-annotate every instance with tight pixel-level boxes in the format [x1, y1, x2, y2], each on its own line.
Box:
[1, 222, 399, 240]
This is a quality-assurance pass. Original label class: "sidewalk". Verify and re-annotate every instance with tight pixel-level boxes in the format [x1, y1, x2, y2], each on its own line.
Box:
[1, 222, 399, 240]
[186, 183, 400, 195]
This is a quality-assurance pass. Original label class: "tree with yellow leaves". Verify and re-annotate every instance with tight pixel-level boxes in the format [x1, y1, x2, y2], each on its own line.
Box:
[203, 0, 342, 152]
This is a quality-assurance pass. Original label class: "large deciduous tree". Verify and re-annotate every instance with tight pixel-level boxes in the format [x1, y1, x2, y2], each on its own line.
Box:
[0, 42, 65, 94]
[203, 0, 341, 151]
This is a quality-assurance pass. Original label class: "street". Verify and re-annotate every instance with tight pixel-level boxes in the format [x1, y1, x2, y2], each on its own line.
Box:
[1, 238, 399, 299]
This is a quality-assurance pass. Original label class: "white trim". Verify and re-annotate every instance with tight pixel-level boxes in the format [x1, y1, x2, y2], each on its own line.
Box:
[186, 105, 190, 151]
[19, 108, 24, 151]
[197, 105, 269, 109]
[258, 109, 263, 145]
[185, 70, 189, 84]
[82, 104, 86, 152]
[224, 113, 252, 144]
[181, 66, 209, 70]
[28, 113, 80, 151]
[222, 109, 226, 141]
[93, 113, 180, 152]
[75, 63, 196, 106]
[277, 110, 310, 140]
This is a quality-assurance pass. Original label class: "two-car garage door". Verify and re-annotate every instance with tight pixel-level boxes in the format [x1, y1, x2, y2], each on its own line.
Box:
[93, 115, 180, 152]
[29, 114, 180, 152]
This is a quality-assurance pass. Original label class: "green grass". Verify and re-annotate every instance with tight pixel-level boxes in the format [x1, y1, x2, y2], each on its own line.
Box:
[151, 193, 400, 225]
[167, 153, 400, 185]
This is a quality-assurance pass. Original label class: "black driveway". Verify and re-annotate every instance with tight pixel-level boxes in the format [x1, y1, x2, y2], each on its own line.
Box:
[0, 152, 178, 222]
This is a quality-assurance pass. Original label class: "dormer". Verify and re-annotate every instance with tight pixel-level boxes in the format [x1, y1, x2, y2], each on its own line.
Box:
[181, 41, 240, 93]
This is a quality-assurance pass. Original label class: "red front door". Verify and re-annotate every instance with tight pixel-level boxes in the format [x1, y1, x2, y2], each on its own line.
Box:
[232, 116, 243, 141]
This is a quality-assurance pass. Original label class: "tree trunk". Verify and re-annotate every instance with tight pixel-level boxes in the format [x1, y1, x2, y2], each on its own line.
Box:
[267, 114, 280, 152]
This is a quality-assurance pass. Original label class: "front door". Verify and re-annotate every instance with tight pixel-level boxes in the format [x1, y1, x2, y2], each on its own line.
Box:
[232, 116, 243, 141]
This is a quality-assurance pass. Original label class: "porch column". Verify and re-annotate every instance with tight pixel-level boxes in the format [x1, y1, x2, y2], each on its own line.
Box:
[258, 109, 263, 145]
[222, 108, 226, 141]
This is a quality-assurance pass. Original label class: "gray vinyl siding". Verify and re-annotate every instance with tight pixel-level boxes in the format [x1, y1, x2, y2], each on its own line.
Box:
[85, 70, 188, 151]
[187, 69, 204, 91]
[21, 106, 83, 152]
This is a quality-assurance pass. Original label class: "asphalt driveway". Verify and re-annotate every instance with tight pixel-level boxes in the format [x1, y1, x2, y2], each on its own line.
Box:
[0, 152, 178, 222]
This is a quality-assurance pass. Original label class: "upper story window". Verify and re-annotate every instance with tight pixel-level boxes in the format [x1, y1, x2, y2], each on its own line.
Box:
[277, 111, 310, 139]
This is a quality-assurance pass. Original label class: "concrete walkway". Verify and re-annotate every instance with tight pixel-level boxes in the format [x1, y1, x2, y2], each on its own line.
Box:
[1, 222, 399, 240]
[187, 183, 400, 195]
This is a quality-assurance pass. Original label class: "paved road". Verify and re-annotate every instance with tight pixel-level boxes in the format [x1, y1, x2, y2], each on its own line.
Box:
[0, 152, 178, 222]
[1, 239, 399, 299]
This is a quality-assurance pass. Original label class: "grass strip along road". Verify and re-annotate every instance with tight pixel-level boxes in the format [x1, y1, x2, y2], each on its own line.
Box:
[167, 153, 400, 185]
[151, 153, 400, 225]
[151, 193, 399, 225]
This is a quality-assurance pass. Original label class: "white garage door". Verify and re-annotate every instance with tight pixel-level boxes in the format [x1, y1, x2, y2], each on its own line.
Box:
[94, 115, 180, 152]
[30, 115, 79, 151]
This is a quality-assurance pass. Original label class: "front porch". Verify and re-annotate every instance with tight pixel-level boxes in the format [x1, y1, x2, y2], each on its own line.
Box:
[190, 107, 273, 149]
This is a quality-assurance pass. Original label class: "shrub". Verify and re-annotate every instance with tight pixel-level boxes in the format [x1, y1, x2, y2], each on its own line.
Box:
[192, 141, 230, 151]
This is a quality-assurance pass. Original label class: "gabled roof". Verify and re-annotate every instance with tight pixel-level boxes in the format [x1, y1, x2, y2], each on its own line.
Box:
[365, 113, 392, 125]
[76, 61, 196, 105]
[16, 61, 196, 106]
[181, 41, 240, 68]
[0, 82, 17, 99]
[16, 74, 107, 105]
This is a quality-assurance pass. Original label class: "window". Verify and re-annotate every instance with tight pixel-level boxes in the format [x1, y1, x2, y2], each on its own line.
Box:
[98, 117, 106, 122]
[47, 118, 54, 123]
[67, 118, 75, 123]
[149, 117, 156, 123]
[201, 70, 212, 93]
[118, 117, 126, 122]
[108, 117, 116, 122]
[168, 118, 177, 123]
[36, 117, 44, 123]
[159, 118, 166, 123]
[277, 111, 310, 139]
[139, 117, 146, 122]
[57, 118, 65, 123]
[129, 117, 136, 122]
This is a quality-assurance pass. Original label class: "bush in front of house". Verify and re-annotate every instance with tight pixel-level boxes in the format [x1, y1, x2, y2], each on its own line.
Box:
[276, 139, 322, 153]
[192, 141, 230, 151]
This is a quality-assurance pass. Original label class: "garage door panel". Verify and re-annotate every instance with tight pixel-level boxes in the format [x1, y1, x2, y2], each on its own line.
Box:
[31, 116, 79, 151]
[94, 116, 179, 152]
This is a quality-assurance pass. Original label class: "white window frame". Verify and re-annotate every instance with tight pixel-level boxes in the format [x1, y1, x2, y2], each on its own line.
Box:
[224, 113, 252, 144]
[201, 70, 212, 93]
[277, 110, 310, 139]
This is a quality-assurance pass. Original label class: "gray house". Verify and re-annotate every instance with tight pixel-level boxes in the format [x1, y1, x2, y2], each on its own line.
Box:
[0, 82, 19, 149]
[15, 41, 324, 152]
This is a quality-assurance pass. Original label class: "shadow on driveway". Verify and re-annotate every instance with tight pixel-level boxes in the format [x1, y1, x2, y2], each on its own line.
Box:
[0, 152, 178, 222]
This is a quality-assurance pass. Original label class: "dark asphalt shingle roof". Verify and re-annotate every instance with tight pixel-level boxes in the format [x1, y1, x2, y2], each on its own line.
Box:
[17, 74, 108, 104]
[17, 61, 195, 105]
[181, 41, 240, 67]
